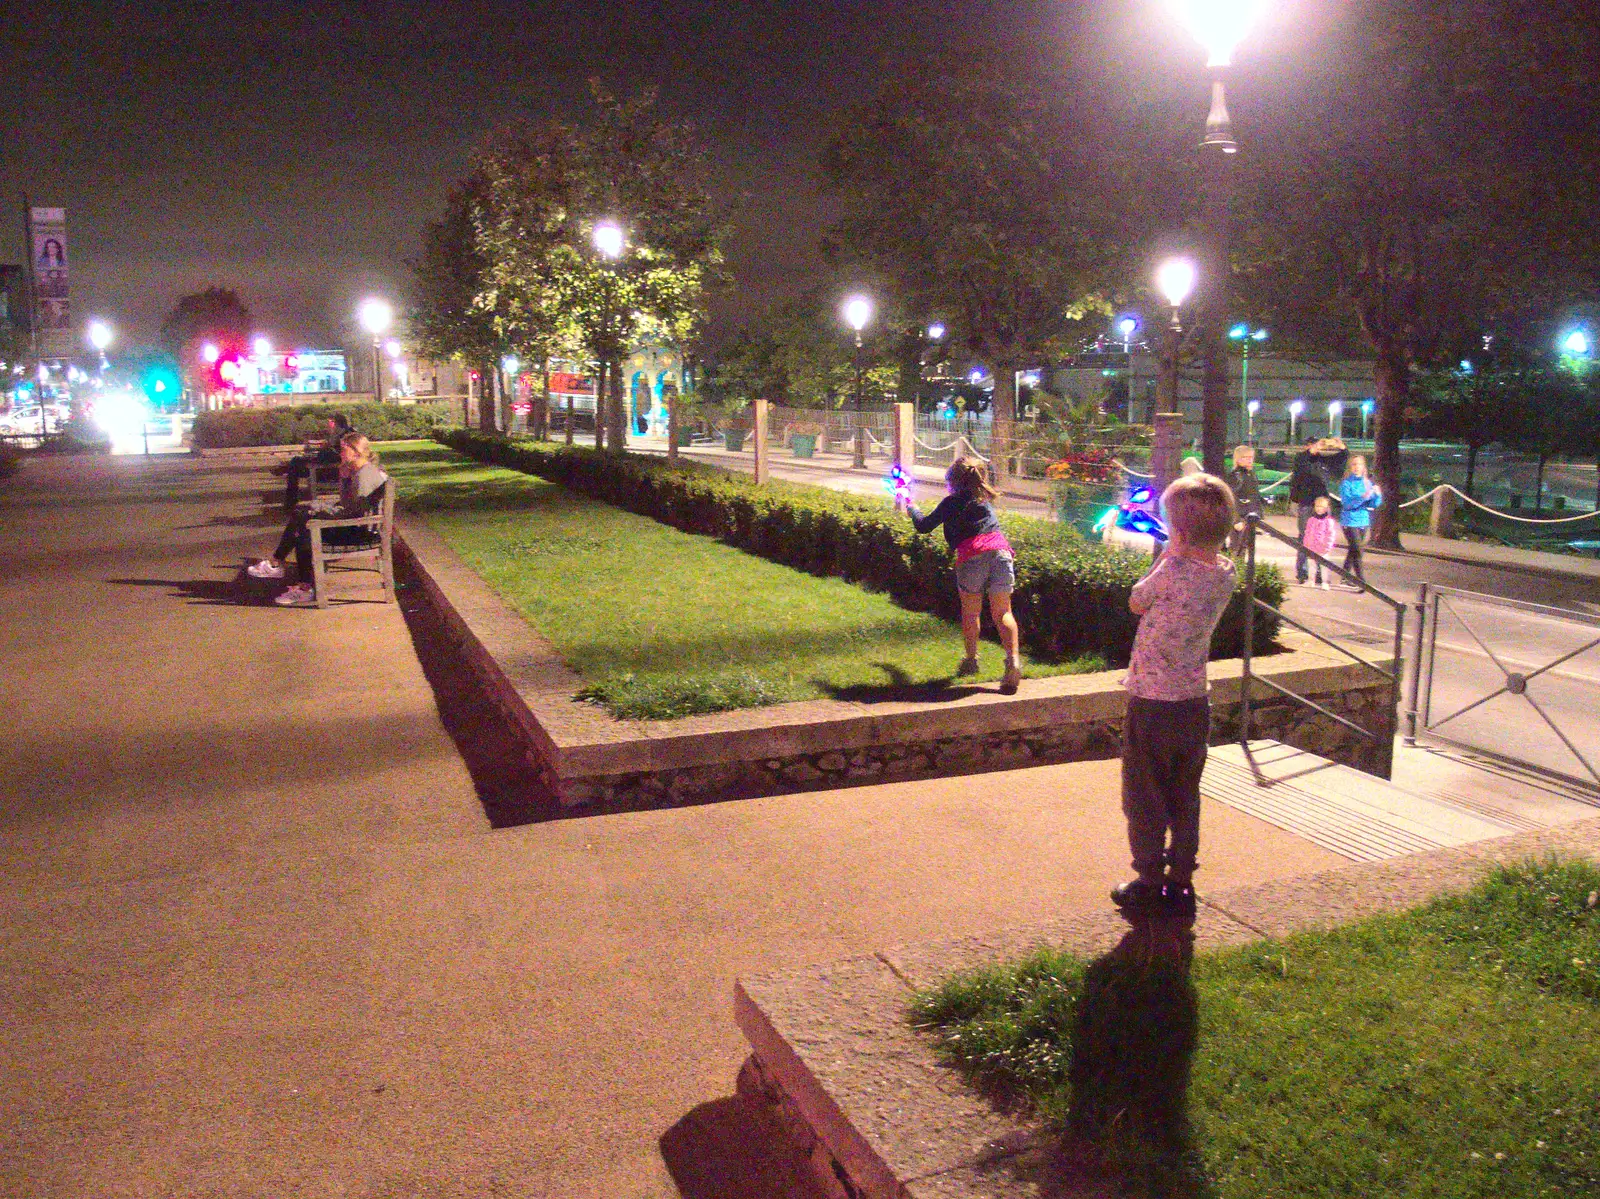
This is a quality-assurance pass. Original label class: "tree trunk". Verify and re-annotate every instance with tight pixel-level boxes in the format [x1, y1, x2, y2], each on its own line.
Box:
[1199, 326, 1229, 476]
[1464, 444, 1478, 498]
[1535, 454, 1547, 515]
[534, 361, 549, 441]
[476, 365, 497, 434]
[594, 361, 607, 453]
[990, 364, 1016, 487]
[1198, 135, 1234, 477]
[1368, 349, 1408, 549]
[608, 360, 626, 454]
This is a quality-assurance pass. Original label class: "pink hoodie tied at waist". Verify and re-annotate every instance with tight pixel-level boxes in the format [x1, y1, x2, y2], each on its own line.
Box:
[954, 531, 1014, 563]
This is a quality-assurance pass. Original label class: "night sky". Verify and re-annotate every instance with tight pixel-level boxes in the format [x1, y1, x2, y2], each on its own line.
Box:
[1, 0, 1321, 350]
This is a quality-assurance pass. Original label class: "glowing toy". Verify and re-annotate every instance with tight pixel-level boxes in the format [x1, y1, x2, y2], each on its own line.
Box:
[883, 464, 914, 504]
[1093, 485, 1169, 543]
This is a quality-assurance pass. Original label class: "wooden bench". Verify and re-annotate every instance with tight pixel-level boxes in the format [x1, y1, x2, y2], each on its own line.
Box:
[305, 482, 395, 609]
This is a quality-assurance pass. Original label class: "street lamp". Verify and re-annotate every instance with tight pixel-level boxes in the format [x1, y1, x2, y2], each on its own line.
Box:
[86, 319, 114, 352]
[927, 322, 946, 342]
[201, 342, 220, 365]
[1246, 397, 1260, 443]
[842, 293, 874, 468]
[1170, 0, 1267, 474]
[1327, 400, 1343, 440]
[357, 297, 393, 404]
[253, 335, 273, 360]
[1561, 329, 1591, 358]
[1155, 258, 1196, 421]
[1228, 322, 1268, 442]
[1288, 398, 1305, 444]
[593, 220, 625, 262]
[1360, 399, 1374, 440]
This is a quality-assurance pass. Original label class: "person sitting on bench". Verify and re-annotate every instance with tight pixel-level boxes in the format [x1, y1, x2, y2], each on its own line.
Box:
[248, 433, 389, 607]
[275, 412, 353, 510]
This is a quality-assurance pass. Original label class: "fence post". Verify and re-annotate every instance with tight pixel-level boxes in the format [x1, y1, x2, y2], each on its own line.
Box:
[753, 398, 770, 486]
[1429, 487, 1455, 538]
[1240, 516, 1257, 749]
[893, 402, 914, 478]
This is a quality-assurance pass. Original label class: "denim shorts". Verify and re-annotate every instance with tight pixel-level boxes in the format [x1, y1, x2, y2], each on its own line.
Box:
[955, 550, 1016, 594]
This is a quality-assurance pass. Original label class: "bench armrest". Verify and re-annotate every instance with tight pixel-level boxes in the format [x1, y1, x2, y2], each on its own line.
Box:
[307, 514, 384, 531]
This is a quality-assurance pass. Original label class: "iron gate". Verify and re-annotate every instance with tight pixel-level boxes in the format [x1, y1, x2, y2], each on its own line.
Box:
[1404, 583, 1600, 793]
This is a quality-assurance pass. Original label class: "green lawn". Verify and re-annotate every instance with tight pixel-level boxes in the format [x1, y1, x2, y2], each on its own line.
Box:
[911, 860, 1600, 1198]
[382, 443, 1100, 719]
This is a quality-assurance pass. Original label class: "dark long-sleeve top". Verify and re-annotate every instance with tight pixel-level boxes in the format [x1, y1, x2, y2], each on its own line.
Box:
[908, 493, 1002, 551]
[1227, 466, 1263, 518]
[1288, 447, 1350, 505]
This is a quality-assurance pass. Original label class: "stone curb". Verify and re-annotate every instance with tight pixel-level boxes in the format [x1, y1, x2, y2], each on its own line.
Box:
[734, 815, 1600, 1199]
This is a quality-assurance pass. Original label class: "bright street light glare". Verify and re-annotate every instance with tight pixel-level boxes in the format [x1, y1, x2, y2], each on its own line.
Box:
[1328, 401, 1342, 416]
[1246, 399, 1260, 413]
[1169, 0, 1269, 67]
[842, 294, 874, 332]
[1117, 317, 1138, 338]
[385, 339, 403, 359]
[502, 355, 520, 374]
[201, 342, 220, 364]
[1562, 329, 1591, 356]
[357, 297, 393, 337]
[1251, 328, 1268, 341]
[252, 335, 273, 359]
[927, 322, 946, 341]
[1228, 323, 1249, 339]
[86, 319, 114, 351]
[1155, 258, 1197, 308]
[1288, 399, 1305, 416]
[592, 221, 625, 260]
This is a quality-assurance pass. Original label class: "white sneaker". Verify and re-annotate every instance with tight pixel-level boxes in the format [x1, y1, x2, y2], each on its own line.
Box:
[1319, 579, 1330, 590]
[273, 585, 316, 607]
[247, 559, 285, 580]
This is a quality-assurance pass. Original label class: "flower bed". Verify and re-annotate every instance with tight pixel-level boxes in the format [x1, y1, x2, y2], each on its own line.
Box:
[437, 430, 1284, 665]
[192, 402, 445, 449]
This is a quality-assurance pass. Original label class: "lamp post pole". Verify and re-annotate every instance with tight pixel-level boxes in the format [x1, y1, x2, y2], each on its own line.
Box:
[841, 294, 873, 470]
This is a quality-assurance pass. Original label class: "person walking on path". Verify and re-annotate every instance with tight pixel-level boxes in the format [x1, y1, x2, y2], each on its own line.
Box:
[249, 433, 389, 607]
[906, 455, 1024, 694]
[1288, 436, 1349, 582]
[1226, 444, 1263, 556]
[1300, 495, 1339, 589]
[1113, 472, 1239, 919]
[1337, 455, 1382, 587]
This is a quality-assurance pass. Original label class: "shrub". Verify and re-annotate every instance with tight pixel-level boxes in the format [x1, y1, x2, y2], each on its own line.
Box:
[438, 431, 1284, 665]
[192, 402, 445, 449]
[0, 443, 19, 479]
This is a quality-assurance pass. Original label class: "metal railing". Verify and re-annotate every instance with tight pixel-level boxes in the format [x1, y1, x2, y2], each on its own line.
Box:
[1404, 583, 1600, 793]
[1239, 514, 1407, 778]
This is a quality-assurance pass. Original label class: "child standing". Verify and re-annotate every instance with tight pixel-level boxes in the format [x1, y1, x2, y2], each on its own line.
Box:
[1113, 473, 1239, 919]
[906, 456, 1024, 694]
[1337, 455, 1382, 586]
[1300, 495, 1338, 589]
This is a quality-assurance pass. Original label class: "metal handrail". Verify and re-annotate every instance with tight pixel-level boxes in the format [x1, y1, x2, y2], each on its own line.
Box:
[1240, 514, 1407, 778]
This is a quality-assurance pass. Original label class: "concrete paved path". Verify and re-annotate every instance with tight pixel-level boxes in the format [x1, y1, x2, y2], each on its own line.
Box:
[1, 453, 1347, 1198]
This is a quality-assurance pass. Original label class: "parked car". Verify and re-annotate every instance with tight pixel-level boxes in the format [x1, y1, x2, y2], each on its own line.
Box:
[0, 405, 66, 434]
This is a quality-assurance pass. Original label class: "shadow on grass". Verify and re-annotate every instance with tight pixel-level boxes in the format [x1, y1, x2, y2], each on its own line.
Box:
[820, 661, 983, 704]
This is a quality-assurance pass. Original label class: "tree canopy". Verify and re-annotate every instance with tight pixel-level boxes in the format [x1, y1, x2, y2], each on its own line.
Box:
[158, 288, 252, 370]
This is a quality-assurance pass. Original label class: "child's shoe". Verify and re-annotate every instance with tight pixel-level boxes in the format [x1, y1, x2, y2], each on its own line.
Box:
[956, 657, 980, 677]
[1000, 659, 1023, 695]
[1161, 881, 1198, 919]
[1110, 879, 1165, 911]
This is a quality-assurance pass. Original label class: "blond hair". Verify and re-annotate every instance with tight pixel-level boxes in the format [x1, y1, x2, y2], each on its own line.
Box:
[946, 455, 997, 501]
[341, 432, 377, 467]
[1162, 472, 1237, 549]
[1345, 455, 1367, 479]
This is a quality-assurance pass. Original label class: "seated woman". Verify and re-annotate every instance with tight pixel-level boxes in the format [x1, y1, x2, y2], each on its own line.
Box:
[248, 433, 388, 607]
[274, 412, 352, 510]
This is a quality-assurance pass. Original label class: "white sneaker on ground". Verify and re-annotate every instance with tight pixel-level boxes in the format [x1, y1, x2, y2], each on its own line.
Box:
[273, 585, 316, 607]
[247, 559, 285, 580]
[1319, 579, 1330, 590]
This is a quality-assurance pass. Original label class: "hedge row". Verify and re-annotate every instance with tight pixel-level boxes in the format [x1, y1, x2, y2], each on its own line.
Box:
[193, 402, 445, 449]
[436, 430, 1284, 665]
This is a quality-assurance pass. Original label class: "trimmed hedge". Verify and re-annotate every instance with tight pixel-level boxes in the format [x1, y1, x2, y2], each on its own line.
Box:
[193, 402, 445, 449]
[436, 430, 1284, 666]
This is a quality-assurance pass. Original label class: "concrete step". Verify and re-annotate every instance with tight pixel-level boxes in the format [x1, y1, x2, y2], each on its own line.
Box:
[1203, 740, 1522, 862]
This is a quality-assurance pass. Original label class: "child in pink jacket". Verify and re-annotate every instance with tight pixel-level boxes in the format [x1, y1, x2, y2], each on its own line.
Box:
[1300, 494, 1338, 588]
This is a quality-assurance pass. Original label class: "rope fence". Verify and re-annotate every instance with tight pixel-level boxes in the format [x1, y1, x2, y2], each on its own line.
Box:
[1397, 483, 1600, 525]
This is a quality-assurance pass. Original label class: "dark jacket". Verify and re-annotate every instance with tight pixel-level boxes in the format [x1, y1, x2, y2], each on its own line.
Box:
[908, 493, 1001, 551]
[1227, 466, 1263, 518]
[1288, 446, 1349, 506]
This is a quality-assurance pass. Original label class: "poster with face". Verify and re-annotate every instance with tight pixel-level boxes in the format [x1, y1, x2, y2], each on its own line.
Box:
[30, 209, 68, 300]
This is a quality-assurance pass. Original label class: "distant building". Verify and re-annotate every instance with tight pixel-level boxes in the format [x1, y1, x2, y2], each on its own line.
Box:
[246, 350, 347, 396]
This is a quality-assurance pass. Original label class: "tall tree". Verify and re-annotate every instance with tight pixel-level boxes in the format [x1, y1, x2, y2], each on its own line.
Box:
[821, 64, 1137, 482]
[1412, 344, 1518, 498]
[1242, 0, 1600, 546]
[158, 288, 252, 378]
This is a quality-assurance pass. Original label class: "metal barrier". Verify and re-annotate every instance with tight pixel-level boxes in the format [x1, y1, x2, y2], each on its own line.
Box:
[1240, 515, 1407, 778]
[1404, 584, 1600, 793]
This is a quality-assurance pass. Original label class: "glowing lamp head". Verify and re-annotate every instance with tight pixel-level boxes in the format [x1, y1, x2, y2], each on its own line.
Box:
[1155, 258, 1197, 308]
[86, 319, 114, 351]
[1252, 328, 1269, 341]
[502, 355, 520, 374]
[1361, 400, 1375, 415]
[592, 221, 625, 260]
[1117, 317, 1138, 339]
[384, 340, 403, 359]
[1288, 399, 1305, 416]
[1247, 399, 1260, 414]
[1562, 329, 1591, 356]
[252, 335, 273, 359]
[842, 294, 873, 333]
[201, 342, 220, 364]
[927, 322, 946, 341]
[1169, 0, 1269, 67]
[1328, 401, 1343, 416]
[1228, 323, 1249, 340]
[357, 297, 393, 337]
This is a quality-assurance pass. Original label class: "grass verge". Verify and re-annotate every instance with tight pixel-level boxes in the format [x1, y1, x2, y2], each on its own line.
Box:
[382, 443, 1104, 719]
[911, 859, 1600, 1198]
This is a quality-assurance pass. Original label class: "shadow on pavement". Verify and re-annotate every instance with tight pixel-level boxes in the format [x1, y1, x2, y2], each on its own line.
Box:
[659, 1094, 831, 1199]
[107, 575, 278, 606]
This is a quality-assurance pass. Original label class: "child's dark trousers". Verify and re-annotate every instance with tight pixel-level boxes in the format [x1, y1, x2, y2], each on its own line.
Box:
[1121, 695, 1210, 886]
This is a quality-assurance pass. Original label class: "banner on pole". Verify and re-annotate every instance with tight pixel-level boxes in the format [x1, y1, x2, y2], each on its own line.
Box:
[29, 207, 72, 357]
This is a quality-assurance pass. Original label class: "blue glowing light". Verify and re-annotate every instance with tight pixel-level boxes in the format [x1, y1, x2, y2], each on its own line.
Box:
[883, 465, 914, 504]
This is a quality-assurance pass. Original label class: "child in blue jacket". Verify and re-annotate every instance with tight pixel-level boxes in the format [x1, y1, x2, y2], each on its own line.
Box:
[1337, 455, 1382, 585]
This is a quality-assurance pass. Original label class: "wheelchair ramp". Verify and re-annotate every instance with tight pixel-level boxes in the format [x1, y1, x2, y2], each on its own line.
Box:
[1204, 740, 1522, 862]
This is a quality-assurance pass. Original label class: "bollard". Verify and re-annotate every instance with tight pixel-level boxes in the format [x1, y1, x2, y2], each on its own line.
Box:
[753, 398, 771, 486]
[1428, 487, 1456, 538]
